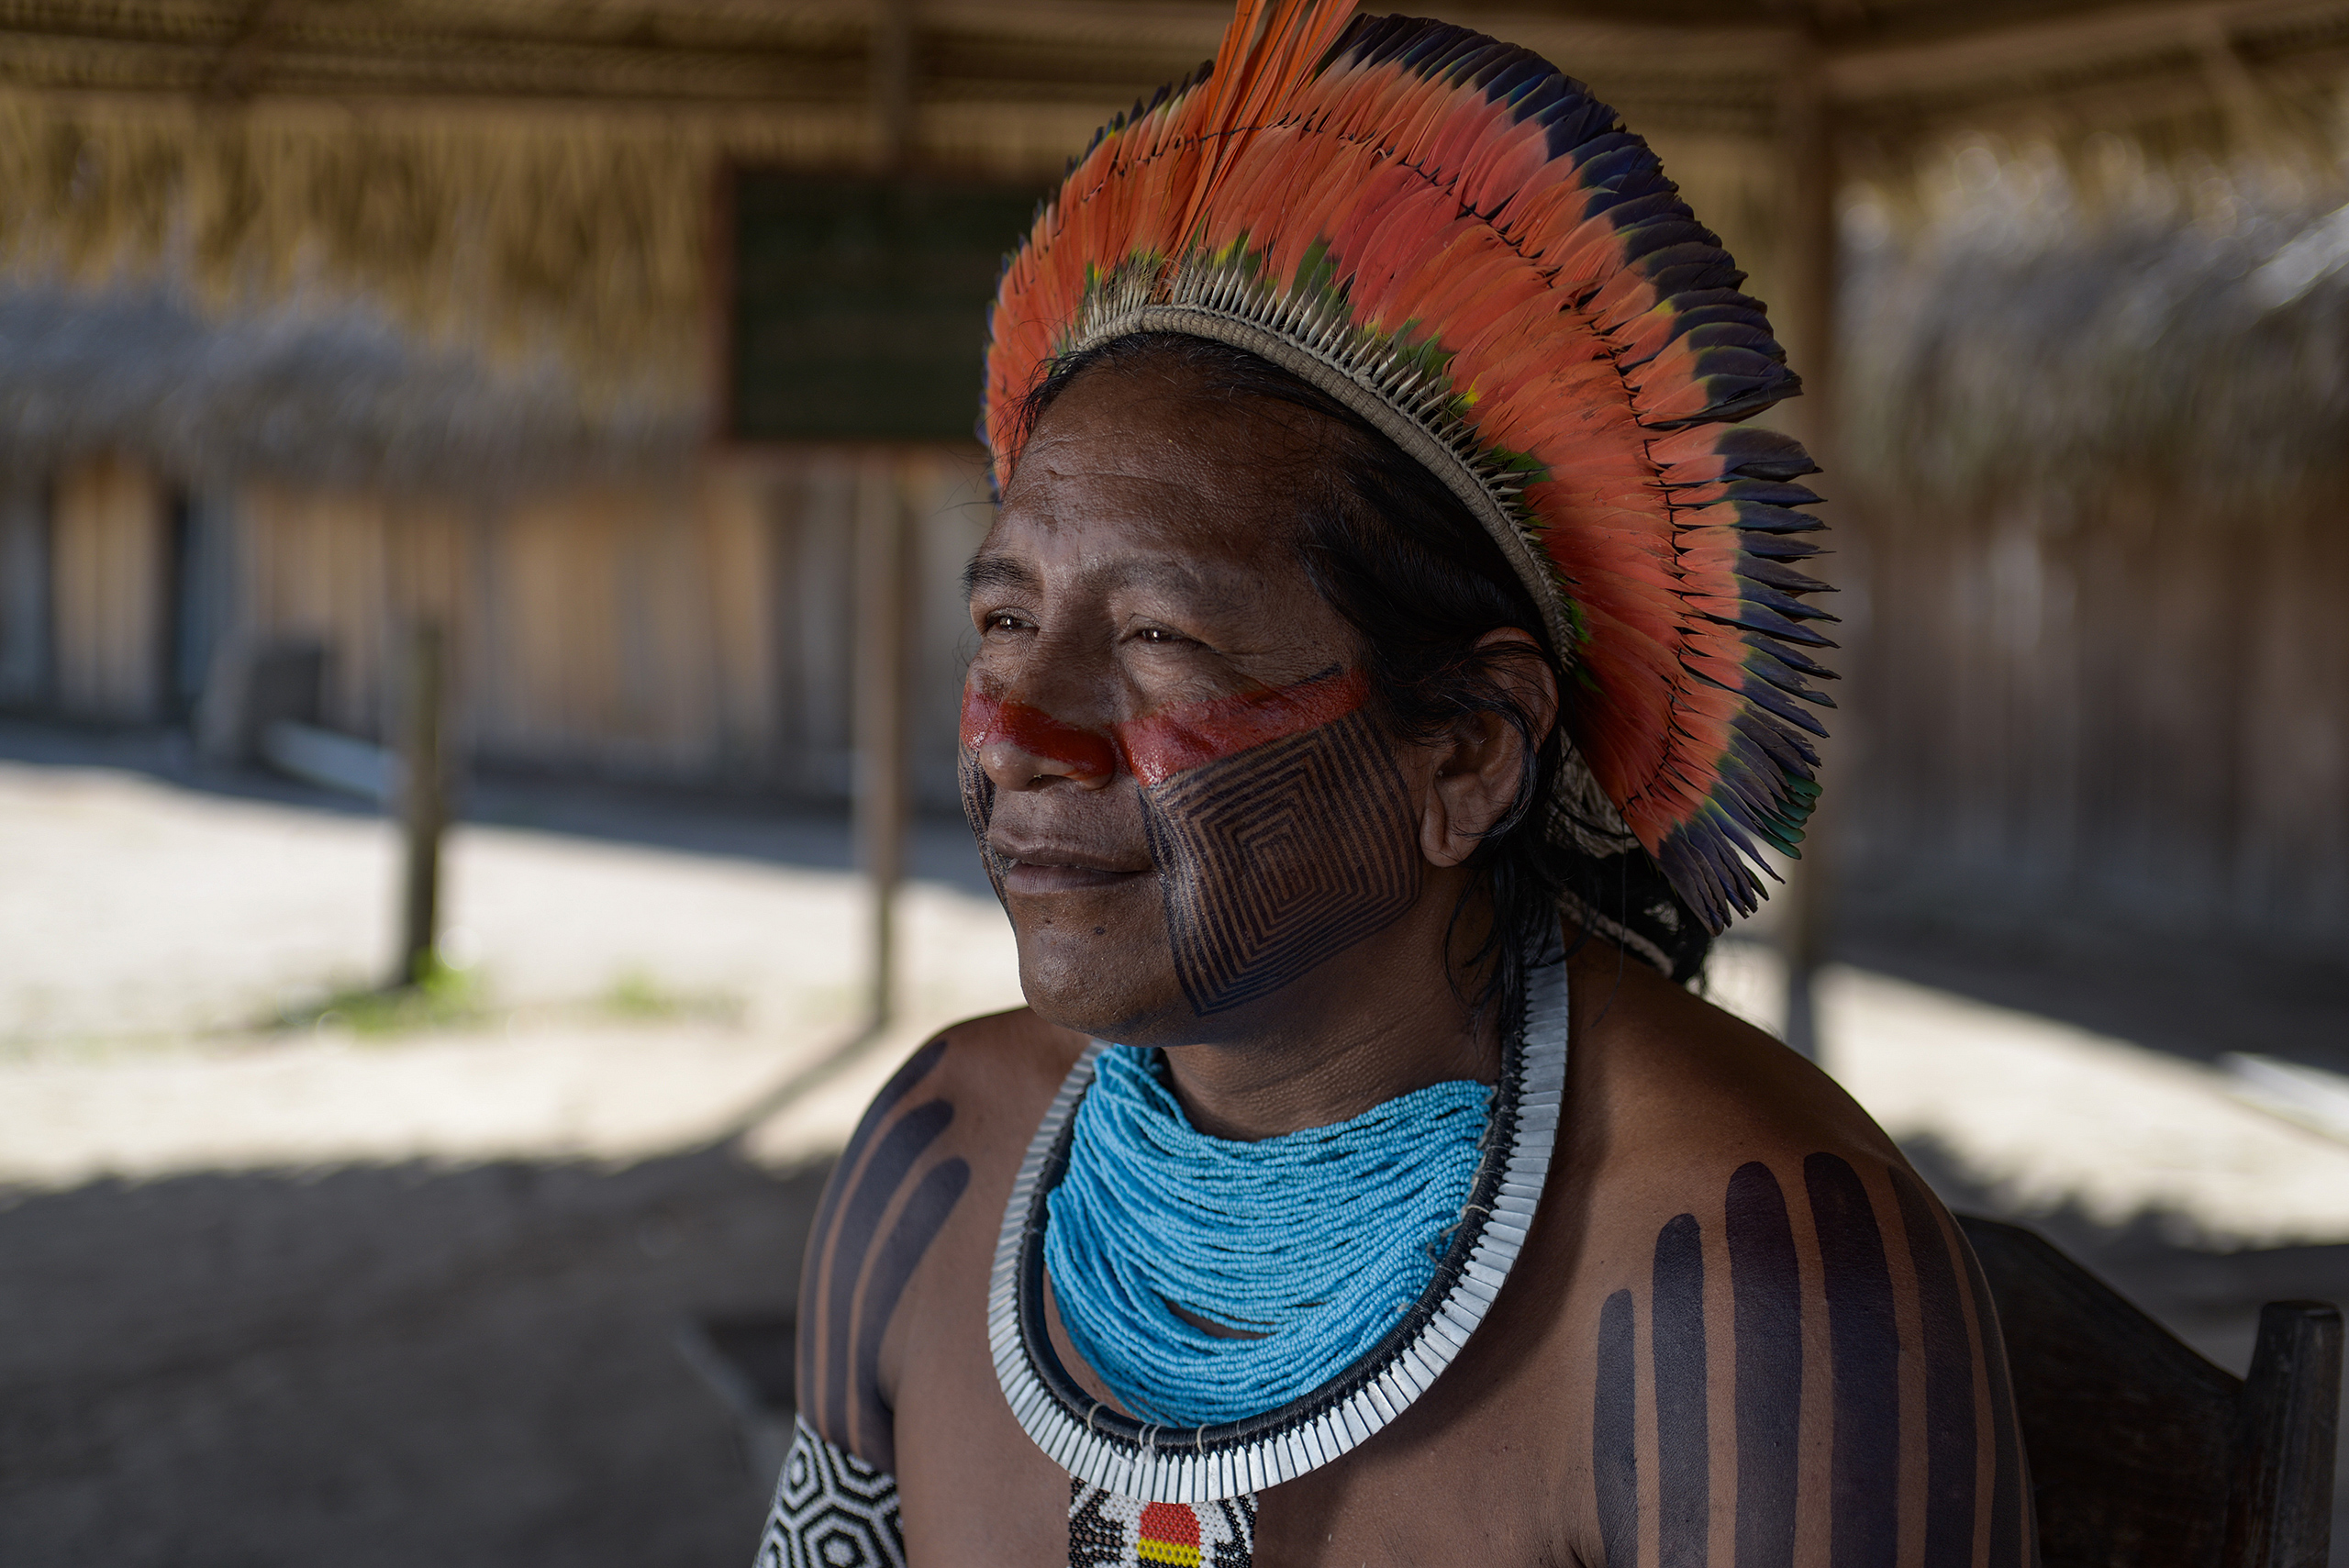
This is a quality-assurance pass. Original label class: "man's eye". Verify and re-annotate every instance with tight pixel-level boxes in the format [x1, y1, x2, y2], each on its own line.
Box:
[1137, 627, 1187, 645]
[984, 613, 1029, 633]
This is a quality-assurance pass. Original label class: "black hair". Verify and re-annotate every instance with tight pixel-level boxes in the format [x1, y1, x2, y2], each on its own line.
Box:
[1012, 332, 1712, 1009]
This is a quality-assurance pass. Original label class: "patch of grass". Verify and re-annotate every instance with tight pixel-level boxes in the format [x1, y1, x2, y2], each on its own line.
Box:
[597, 969, 743, 1025]
[276, 959, 484, 1037]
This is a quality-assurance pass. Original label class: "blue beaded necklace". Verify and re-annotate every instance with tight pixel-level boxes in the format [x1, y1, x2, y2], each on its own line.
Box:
[1043, 1045, 1492, 1428]
[989, 952, 1567, 1504]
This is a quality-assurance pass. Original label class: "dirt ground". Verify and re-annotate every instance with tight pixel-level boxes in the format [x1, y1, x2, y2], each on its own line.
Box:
[4, 721, 2343, 1566]
[1, 1151, 824, 1568]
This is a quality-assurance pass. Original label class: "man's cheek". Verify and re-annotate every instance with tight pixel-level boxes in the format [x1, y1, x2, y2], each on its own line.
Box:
[1116, 666, 1369, 784]
[958, 746, 1004, 902]
[1141, 706, 1420, 1017]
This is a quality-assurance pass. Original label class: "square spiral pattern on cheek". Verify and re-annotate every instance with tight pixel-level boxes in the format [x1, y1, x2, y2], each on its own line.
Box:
[1138, 708, 1420, 1016]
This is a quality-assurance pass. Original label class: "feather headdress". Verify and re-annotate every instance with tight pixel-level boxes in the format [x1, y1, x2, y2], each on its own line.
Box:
[981, 0, 1834, 936]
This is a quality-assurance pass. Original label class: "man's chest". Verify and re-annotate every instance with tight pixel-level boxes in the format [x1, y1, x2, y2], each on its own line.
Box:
[885, 1261, 1589, 1567]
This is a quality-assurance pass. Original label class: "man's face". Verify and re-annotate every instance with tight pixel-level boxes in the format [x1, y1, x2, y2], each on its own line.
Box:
[961, 361, 1431, 1046]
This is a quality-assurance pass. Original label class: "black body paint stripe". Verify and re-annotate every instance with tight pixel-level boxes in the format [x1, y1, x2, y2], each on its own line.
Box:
[1652, 1213, 1709, 1568]
[1806, 1153, 1901, 1568]
[1596, 1287, 1641, 1568]
[1728, 1161, 1802, 1568]
[797, 1035, 950, 1417]
[822, 1096, 955, 1443]
[1889, 1168, 1978, 1568]
[1962, 1238, 2030, 1568]
[850, 1156, 972, 1472]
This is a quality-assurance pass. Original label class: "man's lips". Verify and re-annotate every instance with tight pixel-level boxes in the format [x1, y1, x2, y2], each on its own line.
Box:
[986, 837, 1150, 895]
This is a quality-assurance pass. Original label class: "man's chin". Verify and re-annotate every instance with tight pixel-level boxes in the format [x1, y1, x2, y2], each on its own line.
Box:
[1014, 947, 1184, 1046]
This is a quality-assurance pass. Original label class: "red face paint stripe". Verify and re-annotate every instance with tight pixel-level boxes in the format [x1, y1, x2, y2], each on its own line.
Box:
[960, 686, 1118, 781]
[1117, 667, 1370, 787]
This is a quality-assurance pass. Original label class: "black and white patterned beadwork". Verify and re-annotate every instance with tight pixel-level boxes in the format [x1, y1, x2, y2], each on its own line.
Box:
[757, 1416, 907, 1568]
[987, 952, 1570, 1505]
[1071, 1478, 1256, 1567]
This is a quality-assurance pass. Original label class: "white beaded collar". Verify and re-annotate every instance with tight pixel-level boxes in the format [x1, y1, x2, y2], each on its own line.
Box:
[986, 953, 1570, 1504]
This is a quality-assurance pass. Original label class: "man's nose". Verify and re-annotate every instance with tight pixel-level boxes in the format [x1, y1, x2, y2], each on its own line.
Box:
[962, 685, 1118, 788]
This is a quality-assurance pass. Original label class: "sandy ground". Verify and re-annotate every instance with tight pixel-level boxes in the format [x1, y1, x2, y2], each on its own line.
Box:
[4, 732, 2344, 1565]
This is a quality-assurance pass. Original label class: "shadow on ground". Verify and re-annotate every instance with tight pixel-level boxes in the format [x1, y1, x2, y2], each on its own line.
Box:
[0, 1148, 826, 1568]
[1838, 906, 2349, 1079]
[0, 717, 995, 897]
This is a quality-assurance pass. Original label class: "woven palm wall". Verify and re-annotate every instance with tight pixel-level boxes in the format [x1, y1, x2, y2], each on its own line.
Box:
[1838, 143, 2349, 959]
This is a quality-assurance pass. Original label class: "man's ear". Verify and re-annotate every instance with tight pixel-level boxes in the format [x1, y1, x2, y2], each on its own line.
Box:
[1419, 628, 1560, 869]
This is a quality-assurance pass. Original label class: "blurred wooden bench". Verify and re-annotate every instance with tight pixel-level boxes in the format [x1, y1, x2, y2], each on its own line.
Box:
[1960, 1215, 2343, 1568]
[675, 1310, 798, 1483]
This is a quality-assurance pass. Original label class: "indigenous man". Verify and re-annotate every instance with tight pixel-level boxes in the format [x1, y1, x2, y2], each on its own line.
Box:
[762, 3, 2032, 1564]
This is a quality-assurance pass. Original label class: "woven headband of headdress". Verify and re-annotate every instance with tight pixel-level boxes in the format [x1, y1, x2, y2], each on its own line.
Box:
[981, 0, 1836, 934]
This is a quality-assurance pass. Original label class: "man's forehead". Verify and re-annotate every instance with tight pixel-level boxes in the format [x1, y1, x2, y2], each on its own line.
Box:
[1016, 363, 1325, 494]
[993, 456, 1300, 573]
[964, 528, 1231, 600]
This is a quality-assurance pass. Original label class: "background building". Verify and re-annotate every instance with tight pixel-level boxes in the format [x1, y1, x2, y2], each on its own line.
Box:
[5, 0, 2347, 964]
[4, 3, 2347, 1563]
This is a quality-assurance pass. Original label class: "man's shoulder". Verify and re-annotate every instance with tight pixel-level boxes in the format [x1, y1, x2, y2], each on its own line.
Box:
[794, 1006, 1085, 1469]
[1563, 942, 1902, 1207]
[822, 1006, 1091, 1218]
[1485, 951, 2023, 1568]
[892, 1005, 1090, 1144]
[1521, 943, 1931, 1341]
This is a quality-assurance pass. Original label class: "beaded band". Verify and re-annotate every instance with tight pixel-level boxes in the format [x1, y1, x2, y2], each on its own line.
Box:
[986, 953, 1570, 1504]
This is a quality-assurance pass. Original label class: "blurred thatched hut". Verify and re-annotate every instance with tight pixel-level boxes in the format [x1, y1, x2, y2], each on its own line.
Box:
[1843, 146, 2349, 962]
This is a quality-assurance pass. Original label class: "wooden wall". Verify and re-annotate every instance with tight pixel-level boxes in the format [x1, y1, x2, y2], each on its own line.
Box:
[217, 451, 992, 805]
[1847, 483, 2349, 955]
[50, 456, 169, 724]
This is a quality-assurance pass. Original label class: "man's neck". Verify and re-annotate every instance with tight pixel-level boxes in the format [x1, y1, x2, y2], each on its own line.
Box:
[1152, 895, 1506, 1140]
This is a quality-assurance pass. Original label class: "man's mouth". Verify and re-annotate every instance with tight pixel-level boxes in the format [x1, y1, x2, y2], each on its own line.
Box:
[987, 837, 1150, 895]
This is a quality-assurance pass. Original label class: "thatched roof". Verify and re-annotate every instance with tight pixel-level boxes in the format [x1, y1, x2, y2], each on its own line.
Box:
[0, 283, 698, 492]
[5, 0, 2349, 480]
[11, 0, 2349, 148]
[1843, 141, 2349, 508]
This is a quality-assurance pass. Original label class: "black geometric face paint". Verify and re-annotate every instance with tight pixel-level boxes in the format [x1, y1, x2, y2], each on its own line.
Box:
[962, 666, 1422, 1017]
[1137, 695, 1421, 1017]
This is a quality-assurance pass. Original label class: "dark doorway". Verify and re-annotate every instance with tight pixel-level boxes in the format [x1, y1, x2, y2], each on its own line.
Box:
[0, 479, 50, 709]
[161, 492, 232, 723]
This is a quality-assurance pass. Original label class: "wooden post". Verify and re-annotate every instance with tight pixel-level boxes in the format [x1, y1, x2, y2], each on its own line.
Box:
[2227, 1300, 2343, 1568]
[853, 458, 908, 1028]
[857, 0, 914, 1030]
[871, 0, 914, 172]
[395, 619, 447, 989]
[1778, 34, 1839, 1060]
